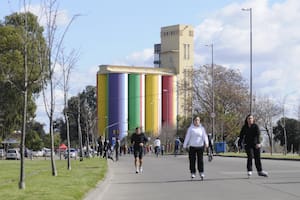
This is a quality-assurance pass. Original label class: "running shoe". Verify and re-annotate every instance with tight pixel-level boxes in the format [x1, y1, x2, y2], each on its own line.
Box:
[247, 171, 252, 176]
[258, 171, 268, 177]
[200, 173, 205, 179]
[139, 167, 143, 173]
[191, 173, 196, 179]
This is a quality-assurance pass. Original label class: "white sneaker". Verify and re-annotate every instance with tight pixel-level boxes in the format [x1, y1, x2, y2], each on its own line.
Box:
[247, 171, 252, 176]
[139, 167, 143, 173]
[191, 173, 196, 179]
[200, 173, 205, 179]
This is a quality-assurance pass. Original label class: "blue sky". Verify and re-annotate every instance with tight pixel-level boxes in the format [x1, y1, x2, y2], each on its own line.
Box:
[1, 0, 300, 130]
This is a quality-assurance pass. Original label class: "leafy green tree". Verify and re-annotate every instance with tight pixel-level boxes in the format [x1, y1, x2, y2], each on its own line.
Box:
[57, 86, 97, 150]
[273, 117, 300, 153]
[0, 12, 48, 137]
[25, 130, 43, 151]
[42, 133, 61, 149]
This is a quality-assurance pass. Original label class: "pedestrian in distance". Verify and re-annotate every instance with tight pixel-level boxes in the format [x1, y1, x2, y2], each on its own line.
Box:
[206, 133, 214, 162]
[174, 136, 181, 156]
[183, 116, 208, 180]
[160, 144, 165, 156]
[97, 136, 103, 157]
[103, 139, 114, 161]
[238, 114, 268, 178]
[153, 137, 161, 157]
[115, 138, 120, 161]
[131, 127, 148, 174]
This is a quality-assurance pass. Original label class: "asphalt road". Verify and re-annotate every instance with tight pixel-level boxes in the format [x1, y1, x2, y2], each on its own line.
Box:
[84, 153, 300, 200]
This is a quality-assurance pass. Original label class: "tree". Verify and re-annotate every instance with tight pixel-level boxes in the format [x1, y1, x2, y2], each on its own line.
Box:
[58, 47, 79, 169]
[58, 86, 97, 157]
[255, 96, 281, 154]
[0, 9, 48, 189]
[193, 64, 249, 150]
[0, 12, 48, 137]
[273, 118, 300, 153]
[25, 121, 46, 150]
[40, 0, 80, 176]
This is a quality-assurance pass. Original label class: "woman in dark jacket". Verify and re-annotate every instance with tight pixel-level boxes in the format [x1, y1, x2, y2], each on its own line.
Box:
[238, 114, 268, 177]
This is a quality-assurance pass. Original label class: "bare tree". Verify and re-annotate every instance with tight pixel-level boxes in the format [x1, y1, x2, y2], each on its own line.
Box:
[255, 96, 281, 155]
[58, 48, 79, 170]
[193, 64, 249, 147]
[41, 0, 80, 176]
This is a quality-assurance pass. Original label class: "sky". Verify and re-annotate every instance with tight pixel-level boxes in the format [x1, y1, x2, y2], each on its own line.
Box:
[1, 0, 300, 131]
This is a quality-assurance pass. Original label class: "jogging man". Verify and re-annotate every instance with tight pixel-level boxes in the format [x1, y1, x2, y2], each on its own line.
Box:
[131, 127, 148, 173]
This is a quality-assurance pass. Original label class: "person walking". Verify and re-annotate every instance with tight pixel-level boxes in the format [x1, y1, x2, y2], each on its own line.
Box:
[238, 114, 268, 177]
[174, 137, 181, 156]
[115, 138, 120, 161]
[97, 136, 103, 157]
[183, 116, 208, 180]
[153, 137, 161, 157]
[131, 127, 148, 174]
[206, 133, 214, 161]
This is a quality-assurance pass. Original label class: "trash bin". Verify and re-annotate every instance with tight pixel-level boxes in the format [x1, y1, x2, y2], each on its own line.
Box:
[215, 142, 226, 153]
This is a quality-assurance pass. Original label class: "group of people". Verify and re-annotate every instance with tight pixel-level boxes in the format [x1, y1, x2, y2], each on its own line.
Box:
[183, 114, 268, 179]
[130, 114, 268, 179]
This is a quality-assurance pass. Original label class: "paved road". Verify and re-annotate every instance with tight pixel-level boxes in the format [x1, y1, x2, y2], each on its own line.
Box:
[84, 154, 300, 200]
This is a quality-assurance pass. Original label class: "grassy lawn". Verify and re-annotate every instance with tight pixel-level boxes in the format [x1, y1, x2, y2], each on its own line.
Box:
[217, 152, 300, 160]
[0, 157, 107, 200]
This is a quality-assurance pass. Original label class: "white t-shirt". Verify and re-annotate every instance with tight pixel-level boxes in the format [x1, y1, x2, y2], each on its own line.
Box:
[153, 139, 161, 147]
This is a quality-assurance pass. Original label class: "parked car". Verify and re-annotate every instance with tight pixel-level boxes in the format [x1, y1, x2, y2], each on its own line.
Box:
[43, 148, 54, 157]
[32, 150, 43, 157]
[0, 149, 6, 159]
[64, 148, 77, 159]
[6, 149, 20, 160]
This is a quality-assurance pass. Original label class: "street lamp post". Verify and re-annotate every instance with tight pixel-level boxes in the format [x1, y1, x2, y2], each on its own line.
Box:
[206, 43, 215, 140]
[242, 7, 253, 114]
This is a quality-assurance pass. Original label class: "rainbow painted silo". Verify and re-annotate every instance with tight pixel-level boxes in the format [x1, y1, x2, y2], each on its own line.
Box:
[97, 65, 176, 141]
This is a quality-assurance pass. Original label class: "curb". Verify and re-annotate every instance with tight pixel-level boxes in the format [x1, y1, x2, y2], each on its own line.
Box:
[83, 161, 112, 200]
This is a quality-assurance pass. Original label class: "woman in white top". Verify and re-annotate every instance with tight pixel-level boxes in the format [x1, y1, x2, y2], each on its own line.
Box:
[183, 116, 208, 179]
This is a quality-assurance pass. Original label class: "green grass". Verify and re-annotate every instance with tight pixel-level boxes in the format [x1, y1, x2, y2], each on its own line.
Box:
[0, 157, 107, 200]
[218, 152, 300, 160]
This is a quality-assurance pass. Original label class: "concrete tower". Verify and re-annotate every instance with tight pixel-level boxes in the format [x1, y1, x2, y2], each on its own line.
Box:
[160, 24, 194, 119]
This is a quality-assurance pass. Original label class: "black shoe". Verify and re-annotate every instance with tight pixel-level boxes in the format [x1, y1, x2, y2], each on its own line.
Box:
[258, 171, 268, 177]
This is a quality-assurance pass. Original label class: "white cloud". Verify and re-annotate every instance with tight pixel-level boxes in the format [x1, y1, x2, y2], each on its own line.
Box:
[195, 0, 300, 118]
[21, 3, 69, 27]
[112, 48, 154, 67]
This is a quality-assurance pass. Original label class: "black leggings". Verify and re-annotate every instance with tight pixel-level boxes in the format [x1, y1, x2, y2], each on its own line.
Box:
[188, 146, 204, 174]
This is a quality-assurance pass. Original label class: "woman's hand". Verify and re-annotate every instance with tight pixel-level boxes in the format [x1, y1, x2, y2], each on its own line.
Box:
[256, 143, 261, 149]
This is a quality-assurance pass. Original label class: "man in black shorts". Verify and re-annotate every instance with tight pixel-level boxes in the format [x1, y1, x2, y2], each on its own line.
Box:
[131, 127, 148, 173]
